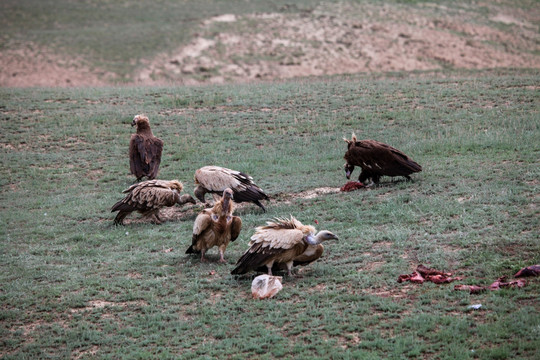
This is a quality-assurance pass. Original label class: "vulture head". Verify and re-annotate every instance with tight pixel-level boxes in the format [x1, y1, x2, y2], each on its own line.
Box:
[132, 114, 151, 130]
[167, 180, 183, 192]
[305, 230, 339, 245]
[221, 187, 233, 210]
[344, 163, 355, 179]
[343, 133, 359, 179]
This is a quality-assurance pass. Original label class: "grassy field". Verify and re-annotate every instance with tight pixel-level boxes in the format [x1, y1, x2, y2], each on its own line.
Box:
[0, 0, 327, 81]
[1, 68, 539, 358]
[2, 0, 538, 85]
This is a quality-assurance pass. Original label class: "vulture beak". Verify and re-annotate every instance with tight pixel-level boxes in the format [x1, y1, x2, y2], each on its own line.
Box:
[131, 119, 137, 127]
[223, 188, 234, 199]
[344, 163, 354, 179]
[328, 233, 339, 241]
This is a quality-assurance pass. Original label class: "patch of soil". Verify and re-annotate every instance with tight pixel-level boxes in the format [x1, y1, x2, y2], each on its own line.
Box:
[0, 43, 113, 87]
[137, 2, 540, 85]
[1, 2, 538, 87]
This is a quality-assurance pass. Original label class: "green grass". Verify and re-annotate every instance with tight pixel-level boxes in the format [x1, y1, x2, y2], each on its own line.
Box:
[1, 69, 540, 358]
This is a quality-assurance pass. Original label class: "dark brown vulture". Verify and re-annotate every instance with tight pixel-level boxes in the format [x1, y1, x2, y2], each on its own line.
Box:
[111, 180, 195, 225]
[194, 166, 269, 212]
[231, 216, 338, 276]
[129, 114, 163, 181]
[343, 133, 422, 185]
[186, 188, 242, 263]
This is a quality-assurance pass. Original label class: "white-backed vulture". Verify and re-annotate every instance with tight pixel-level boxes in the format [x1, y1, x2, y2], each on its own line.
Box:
[186, 188, 242, 263]
[343, 133, 422, 185]
[194, 166, 269, 212]
[111, 180, 195, 225]
[129, 114, 163, 181]
[231, 216, 338, 276]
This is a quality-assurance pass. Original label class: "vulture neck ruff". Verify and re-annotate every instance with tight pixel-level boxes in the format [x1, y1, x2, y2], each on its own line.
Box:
[305, 234, 319, 245]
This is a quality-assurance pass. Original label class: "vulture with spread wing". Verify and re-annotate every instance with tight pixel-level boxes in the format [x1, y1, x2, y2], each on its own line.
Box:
[129, 114, 163, 181]
[194, 166, 269, 212]
[186, 188, 242, 263]
[343, 133, 422, 185]
[231, 216, 338, 276]
[111, 180, 195, 225]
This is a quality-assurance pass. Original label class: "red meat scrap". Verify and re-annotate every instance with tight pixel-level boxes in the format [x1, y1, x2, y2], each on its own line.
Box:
[398, 265, 462, 285]
[340, 181, 365, 192]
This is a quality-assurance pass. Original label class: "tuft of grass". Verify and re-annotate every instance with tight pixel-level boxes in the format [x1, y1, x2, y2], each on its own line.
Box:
[1, 69, 540, 358]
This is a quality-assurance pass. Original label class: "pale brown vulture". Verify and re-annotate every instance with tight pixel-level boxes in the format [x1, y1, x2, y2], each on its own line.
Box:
[129, 114, 163, 181]
[111, 180, 195, 225]
[231, 216, 338, 276]
[343, 133, 422, 185]
[194, 166, 269, 212]
[186, 188, 242, 263]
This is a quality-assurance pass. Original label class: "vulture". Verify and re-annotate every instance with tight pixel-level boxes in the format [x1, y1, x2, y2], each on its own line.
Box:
[186, 188, 242, 263]
[129, 114, 163, 181]
[194, 166, 269, 212]
[111, 179, 195, 225]
[343, 133, 422, 185]
[231, 216, 338, 276]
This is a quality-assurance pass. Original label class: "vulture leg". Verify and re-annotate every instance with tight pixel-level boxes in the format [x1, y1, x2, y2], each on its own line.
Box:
[266, 261, 275, 276]
[358, 170, 370, 184]
[200, 250, 207, 263]
[194, 185, 207, 203]
[218, 245, 227, 263]
[285, 261, 294, 277]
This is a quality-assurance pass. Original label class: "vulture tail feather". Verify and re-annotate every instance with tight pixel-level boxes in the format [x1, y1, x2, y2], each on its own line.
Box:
[111, 200, 132, 213]
[185, 245, 200, 254]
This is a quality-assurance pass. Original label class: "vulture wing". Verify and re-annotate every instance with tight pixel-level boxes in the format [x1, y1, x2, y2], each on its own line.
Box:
[146, 137, 163, 180]
[231, 227, 307, 275]
[186, 211, 213, 254]
[230, 216, 242, 242]
[293, 244, 324, 266]
[196, 166, 268, 198]
[195, 166, 246, 191]
[256, 244, 324, 272]
[129, 134, 146, 179]
[113, 184, 177, 211]
[346, 140, 421, 177]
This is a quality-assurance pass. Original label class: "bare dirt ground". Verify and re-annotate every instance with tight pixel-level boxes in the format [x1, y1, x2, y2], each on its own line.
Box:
[1, 2, 538, 87]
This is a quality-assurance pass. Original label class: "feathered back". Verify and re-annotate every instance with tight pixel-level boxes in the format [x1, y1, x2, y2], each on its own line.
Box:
[194, 166, 269, 211]
[250, 216, 315, 249]
[111, 180, 182, 212]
